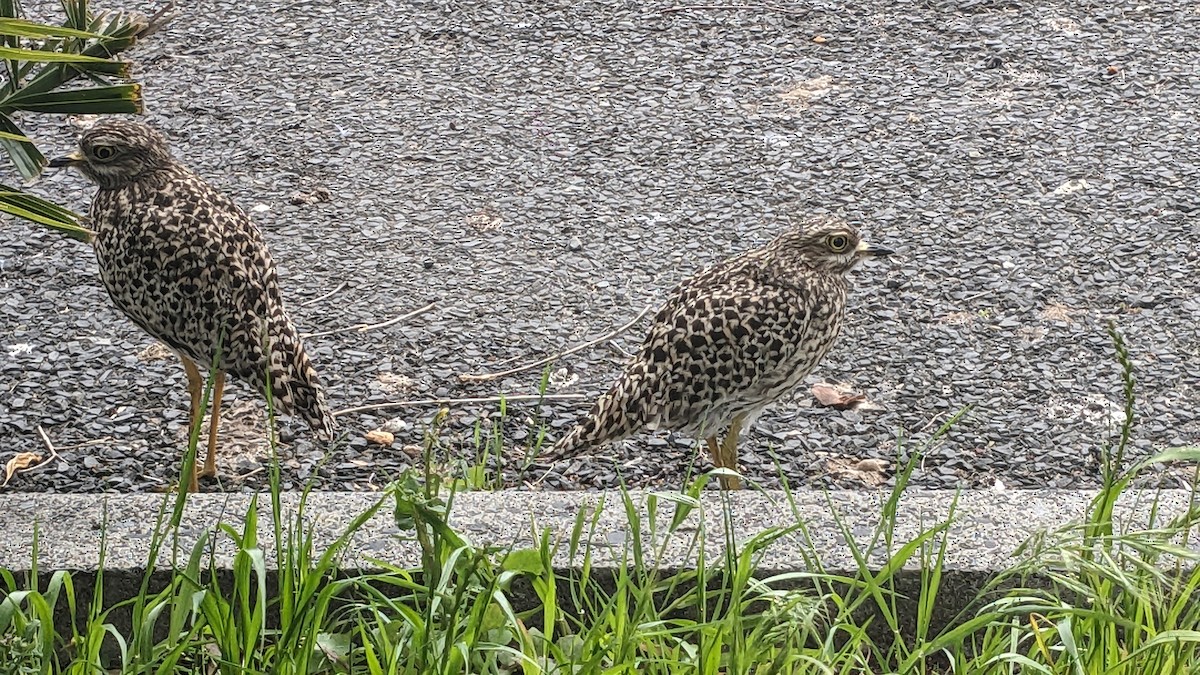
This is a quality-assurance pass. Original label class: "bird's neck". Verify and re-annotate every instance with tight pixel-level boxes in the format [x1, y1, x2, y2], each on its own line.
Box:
[96, 162, 189, 192]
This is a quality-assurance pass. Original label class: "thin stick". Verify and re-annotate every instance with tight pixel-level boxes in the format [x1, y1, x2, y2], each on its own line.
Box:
[5, 426, 66, 484]
[35, 426, 56, 455]
[303, 302, 436, 339]
[236, 466, 266, 481]
[606, 341, 634, 359]
[333, 393, 588, 418]
[459, 304, 654, 383]
[660, 4, 809, 14]
[955, 288, 993, 300]
[483, 346, 545, 370]
[136, 1, 178, 40]
[299, 281, 348, 308]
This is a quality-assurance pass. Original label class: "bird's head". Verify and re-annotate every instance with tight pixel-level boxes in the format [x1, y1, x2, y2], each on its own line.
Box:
[49, 120, 174, 189]
[769, 216, 893, 276]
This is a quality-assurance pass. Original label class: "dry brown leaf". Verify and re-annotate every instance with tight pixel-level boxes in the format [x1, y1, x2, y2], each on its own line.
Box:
[137, 342, 174, 363]
[826, 457, 890, 486]
[465, 208, 503, 231]
[4, 452, 42, 486]
[365, 429, 395, 446]
[811, 383, 867, 410]
[780, 75, 838, 106]
[375, 372, 416, 395]
[288, 186, 333, 205]
[1039, 303, 1077, 323]
[853, 458, 890, 473]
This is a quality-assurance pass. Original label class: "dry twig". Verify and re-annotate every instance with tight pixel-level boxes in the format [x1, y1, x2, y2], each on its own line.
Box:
[304, 302, 436, 339]
[299, 281, 348, 308]
[135, 1, 178, 40]
[459, 304, 654, 383]
[4, 426, 66, 484]
[333, 393, 588, 418]
[236, 466, 266, 481]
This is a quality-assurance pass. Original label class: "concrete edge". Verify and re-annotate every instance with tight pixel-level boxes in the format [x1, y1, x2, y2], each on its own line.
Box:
[4, 488, 1197, 659]
[4, 488, 1196, 574]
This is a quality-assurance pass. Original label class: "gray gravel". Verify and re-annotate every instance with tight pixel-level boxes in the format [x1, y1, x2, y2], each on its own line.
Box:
[1, 0, 1197, 493]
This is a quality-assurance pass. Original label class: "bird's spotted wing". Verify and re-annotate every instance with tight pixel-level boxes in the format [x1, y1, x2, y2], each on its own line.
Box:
[143, 175, 332, 434]
[632, 271, 815, 432]
[188, 181, 333, 434]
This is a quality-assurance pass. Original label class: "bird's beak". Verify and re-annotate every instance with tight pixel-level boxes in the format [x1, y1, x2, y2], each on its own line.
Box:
[48, 150, 84, 168]
[856, 240, 894, 257]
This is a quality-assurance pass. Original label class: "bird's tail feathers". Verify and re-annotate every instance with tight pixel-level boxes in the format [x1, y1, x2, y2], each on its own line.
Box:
[544, 368, 650, 461]
[262, 321, 335, 440]
[546, 414, 605, 461]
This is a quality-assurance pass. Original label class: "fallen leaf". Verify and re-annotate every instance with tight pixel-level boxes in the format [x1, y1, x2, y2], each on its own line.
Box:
[811, 382, 867, 410]
[465, 208, 503, 231]
[365, 429, 395, 446]
[3, 452, 42, 486]
[315, 632, 350, 666]
[288, 187, 333, 205]
[853, 458, 889, 473]
[826, 457, 890, 486]
[779, 75, 839, 107]
[1039, 303, 1077, 323]
[136, 342, 174, 363]
[375, 372, 415, 395]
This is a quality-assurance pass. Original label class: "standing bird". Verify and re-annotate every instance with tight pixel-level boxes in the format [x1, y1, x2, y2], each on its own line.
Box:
[550, 217, 892, 489]
[50, 120, 335, 491]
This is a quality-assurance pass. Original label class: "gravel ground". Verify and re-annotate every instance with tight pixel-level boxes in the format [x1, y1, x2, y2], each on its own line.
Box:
[1, 0, 1197, 494]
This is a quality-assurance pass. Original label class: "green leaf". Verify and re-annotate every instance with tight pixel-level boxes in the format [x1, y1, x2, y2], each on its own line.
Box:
[0, 45, 118, 62]
[2, 83, 140, 114]
[501, 548, 545, 576]
[0, 112, 41, 178]
[0, 188, 92, 243]
[60, 0, 86, 31]
[13, 59, 129, 98]
[0, 185, 81, 221]
[0, 18, 100, 39]
[314, 632, 351, 667]
[0, 202, 92, 242]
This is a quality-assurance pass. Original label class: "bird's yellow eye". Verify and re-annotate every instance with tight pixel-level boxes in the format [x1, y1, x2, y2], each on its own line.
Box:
[826, 234, 850, 252]
[92, 145, 116, 161]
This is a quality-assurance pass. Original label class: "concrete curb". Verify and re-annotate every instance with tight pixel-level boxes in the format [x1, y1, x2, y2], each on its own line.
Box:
[3, 488, 1196, 654]
[5, 489, 1195, 573]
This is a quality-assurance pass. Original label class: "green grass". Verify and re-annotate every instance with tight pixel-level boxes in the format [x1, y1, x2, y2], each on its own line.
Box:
[2, 329, 1199, 674]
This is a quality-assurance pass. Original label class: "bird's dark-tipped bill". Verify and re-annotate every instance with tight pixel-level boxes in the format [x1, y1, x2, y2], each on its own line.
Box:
[856, 240, 894, 257]
[48, 151, 84, 168]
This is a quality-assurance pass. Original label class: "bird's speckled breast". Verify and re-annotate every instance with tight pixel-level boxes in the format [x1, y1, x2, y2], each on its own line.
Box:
[90, 174, 229, 367]
[666, 276, 849, 437]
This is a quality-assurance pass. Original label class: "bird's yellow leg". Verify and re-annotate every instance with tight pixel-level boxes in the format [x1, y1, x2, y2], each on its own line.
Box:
[179, 355, 204, 493]
[201, 370, 225, 479]
[717, 414, 745, 490]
